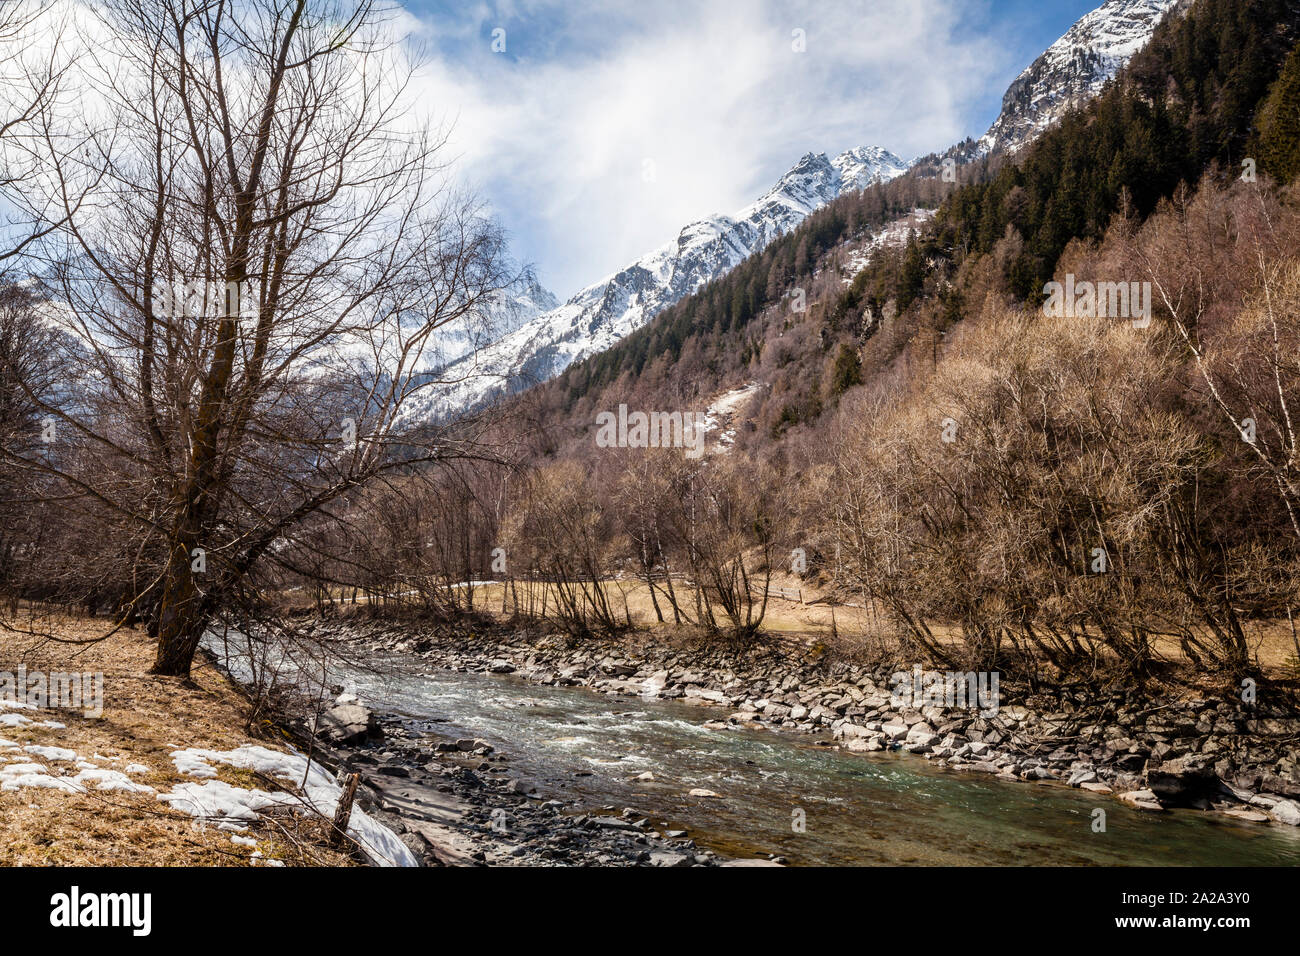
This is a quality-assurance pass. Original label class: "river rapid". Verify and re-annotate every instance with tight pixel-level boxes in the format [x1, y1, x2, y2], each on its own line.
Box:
[329, 647, 1300, 866]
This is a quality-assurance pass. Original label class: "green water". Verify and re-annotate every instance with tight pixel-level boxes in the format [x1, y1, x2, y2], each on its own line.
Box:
[319, 651, 1300, 867]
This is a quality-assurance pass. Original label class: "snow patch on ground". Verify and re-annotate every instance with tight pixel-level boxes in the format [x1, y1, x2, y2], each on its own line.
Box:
[0, 699, 404, 864]
[701, 382, 765, 453]
[0, 742, 155, 795]
[72, 766, 154, 794]
[171, 750, 220, 779]
[0, 761, 82, 792]
[161, 745, 417, 867]
[23, 744, 78, 762]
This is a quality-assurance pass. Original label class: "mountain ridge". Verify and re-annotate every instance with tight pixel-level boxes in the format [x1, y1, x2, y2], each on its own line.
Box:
[409, 144, 909, 420]
[422, 0, 1182, 421]
[977, 0, 1181, 156]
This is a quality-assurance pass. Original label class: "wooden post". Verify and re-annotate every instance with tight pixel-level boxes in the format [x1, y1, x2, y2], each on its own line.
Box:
[330, 772, 361, 848]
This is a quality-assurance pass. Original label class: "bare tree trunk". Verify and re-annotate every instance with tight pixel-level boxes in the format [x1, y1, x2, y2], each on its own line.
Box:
[152, 537, 206, 676]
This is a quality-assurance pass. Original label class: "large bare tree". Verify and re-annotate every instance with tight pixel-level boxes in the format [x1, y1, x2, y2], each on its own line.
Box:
[2, 0, 511, 676]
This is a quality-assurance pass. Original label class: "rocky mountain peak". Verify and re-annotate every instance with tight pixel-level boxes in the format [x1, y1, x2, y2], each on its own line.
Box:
[977, 0, 1181, 156]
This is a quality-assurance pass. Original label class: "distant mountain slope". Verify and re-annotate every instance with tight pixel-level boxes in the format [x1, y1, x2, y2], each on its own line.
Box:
[535, 0, 1299, 460]
[410, 146, 908, 419]
[977, 0, 1181, 156]
[428, 274, 558, 371]
[419, 0, 1182, 422]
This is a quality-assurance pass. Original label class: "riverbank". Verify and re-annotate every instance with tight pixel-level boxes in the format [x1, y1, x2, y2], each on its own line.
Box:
[0, 613, 752, 867]
[309, 614, 1300, 831]
[12, 611, 1289, 866]
[0, 614, 362, 866]
[302, 708, 764, 866]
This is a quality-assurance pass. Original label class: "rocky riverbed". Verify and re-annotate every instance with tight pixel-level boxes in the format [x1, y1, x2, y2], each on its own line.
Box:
[303, 703, 755, 867]
[302, 618, 1300, 836]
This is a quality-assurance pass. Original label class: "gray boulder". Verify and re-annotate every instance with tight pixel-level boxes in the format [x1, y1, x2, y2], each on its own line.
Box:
[881, 722, 909, 741]
[317, 702, 379, 745]
[1268, 798, 1300, 826]
[649, 850, 693, 867]
[1119, 789, 1164, 812]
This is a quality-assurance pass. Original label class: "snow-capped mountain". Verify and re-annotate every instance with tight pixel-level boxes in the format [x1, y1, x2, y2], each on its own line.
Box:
[417, 0, 1178, 420]
[416, 146, 908, 418]
[977, 0, 1180, 156]
[427, 273, 558, 371]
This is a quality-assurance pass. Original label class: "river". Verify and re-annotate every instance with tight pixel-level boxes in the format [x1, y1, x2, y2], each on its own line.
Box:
[321, 647, 1300, 866]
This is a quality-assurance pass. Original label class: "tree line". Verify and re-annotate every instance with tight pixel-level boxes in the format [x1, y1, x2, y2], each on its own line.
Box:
[3, 0, 1300, 697]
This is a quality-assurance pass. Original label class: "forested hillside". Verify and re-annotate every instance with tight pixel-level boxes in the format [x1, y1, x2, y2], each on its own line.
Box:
[395, 0, 1300, 687]
[525, 0, 1300, 453]
[6, 0, 1300, 693]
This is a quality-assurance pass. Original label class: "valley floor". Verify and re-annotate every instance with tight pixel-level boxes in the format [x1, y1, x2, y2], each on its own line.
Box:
[332, 576, 1300, 674]
[6, 608, 1299, 867]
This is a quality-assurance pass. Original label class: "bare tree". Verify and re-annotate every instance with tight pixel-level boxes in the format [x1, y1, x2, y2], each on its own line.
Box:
[658, 456, 775, 640]
[2, 0, 511, 675]
[0, 284, 59, 600]
[504, 461, 625, 642]
[826, 301, 1264, 680]
[0, 0, 73, 270]
[612, 450, 694, 626]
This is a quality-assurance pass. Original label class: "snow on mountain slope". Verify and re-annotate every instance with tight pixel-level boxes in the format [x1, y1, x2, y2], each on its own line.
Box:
[701, 382, 766, 454]
[411, 146, 908, 419]
[977, 0, 1180, 156]
[425, 273, 558, 371]
[838, 208, 938, 283]
[412, 0, 1178, 421]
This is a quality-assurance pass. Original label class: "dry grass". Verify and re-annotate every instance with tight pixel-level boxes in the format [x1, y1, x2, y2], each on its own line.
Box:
[330, 574, 1300, 676]
[0, 610, 356, 867]
[334, 576, 879, 635]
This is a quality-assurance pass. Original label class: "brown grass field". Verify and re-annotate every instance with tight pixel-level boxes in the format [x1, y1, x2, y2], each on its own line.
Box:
[336, 573, 1300, 676]
[0, 613, 353, 867]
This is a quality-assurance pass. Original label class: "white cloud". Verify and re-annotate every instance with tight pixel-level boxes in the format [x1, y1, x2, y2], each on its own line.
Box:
[5, 0, 1017, 302]
[402, 0, 1013, 299]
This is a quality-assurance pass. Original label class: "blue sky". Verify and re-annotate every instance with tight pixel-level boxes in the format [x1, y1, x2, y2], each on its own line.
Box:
[397, 0, 1101, 300]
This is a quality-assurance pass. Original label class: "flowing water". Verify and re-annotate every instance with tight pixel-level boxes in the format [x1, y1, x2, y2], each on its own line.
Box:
[318, 649, 1300, 866]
